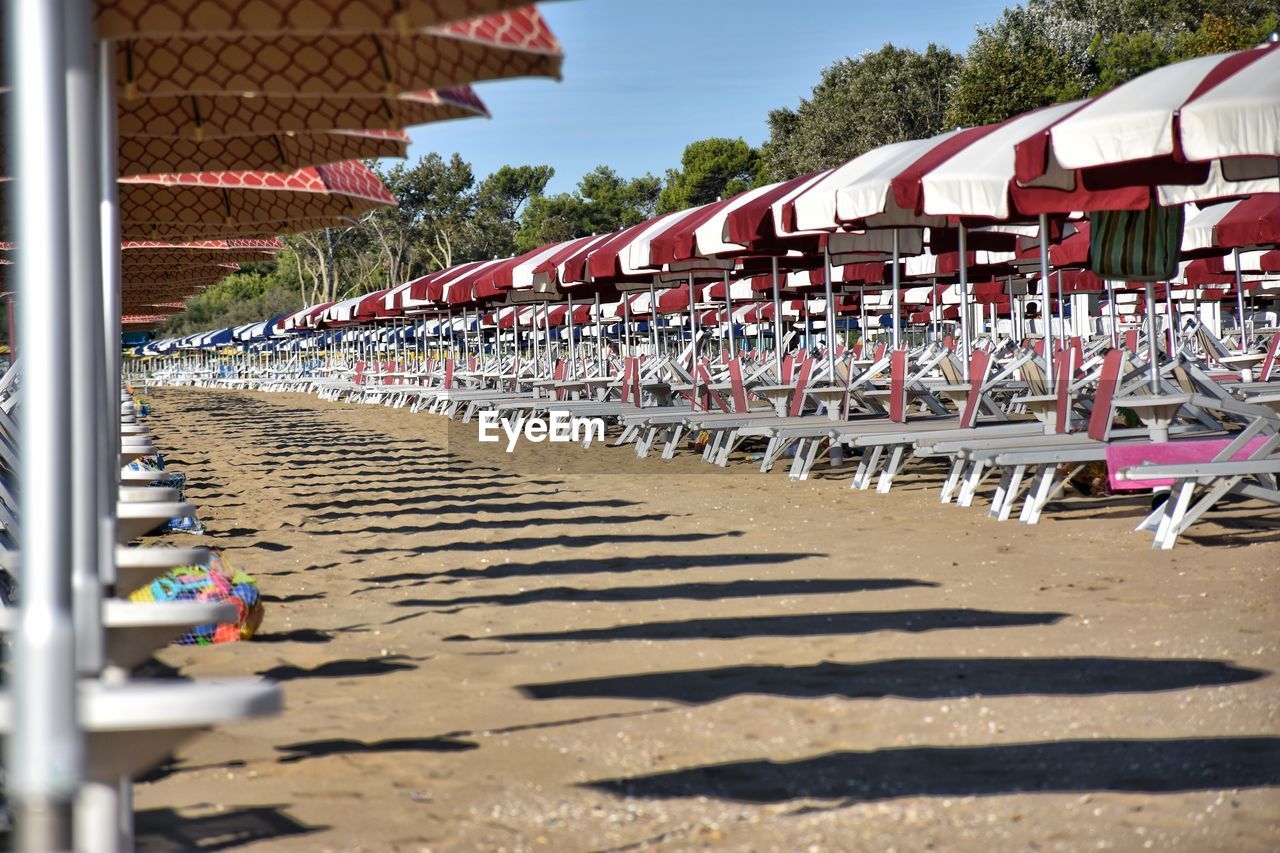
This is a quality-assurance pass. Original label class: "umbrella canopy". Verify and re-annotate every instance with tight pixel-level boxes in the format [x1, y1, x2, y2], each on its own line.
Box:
[114, 160, 395, 240]
[96, 0, 548, 38]
[1014, 44, 1280, 206]
[116, 129, 409, 176]
[109, 8, 562, 99]
[113, 86, 488, 140]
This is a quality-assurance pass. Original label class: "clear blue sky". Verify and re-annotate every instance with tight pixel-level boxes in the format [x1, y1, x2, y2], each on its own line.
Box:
[407, 0, 1013, 194]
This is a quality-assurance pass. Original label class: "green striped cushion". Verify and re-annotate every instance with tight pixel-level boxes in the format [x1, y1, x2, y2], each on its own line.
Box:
[1089, 199, 1184, 282]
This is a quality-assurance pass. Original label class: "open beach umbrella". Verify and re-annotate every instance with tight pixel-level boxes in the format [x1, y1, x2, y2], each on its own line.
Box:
[115, 160, 396, 240]
[106, 8, 563, 99]
[1014, 43, 1280, 206]
[95, 0, 551, 38]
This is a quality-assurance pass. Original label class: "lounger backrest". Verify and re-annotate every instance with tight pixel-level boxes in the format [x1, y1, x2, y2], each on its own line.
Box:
[959, 348, 993, 429]
[1054, 346, 1078, 434]
[788, 358, 814, 417]
[1124, 328, 1139, 354]
[353, 361, 367, 385]
[728, 358, 749, 413]
[780, 353, 794, 384]
[943, 335, 955, 352]
[874, 343, 887, 362]
[1021, 357, 1047, 397]
[1261, 333, 1279, 382]
[620, 357, 635, 404]
[443, 358, 454, 389]
[1086, 349, 1125, 441]
[1070, 337, 1085, 377]
[888, 348, 908, 424]
[937, 352, 963, 386]
[630, 358, 644, 407]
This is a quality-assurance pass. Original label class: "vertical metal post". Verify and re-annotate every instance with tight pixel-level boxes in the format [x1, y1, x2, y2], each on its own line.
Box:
[822, 244, 837, 382]
[768, 257, 778, 373]
[98, 38, 121, 586]
[723, 271, 735, 358]
[1106, 280, 1118, 348]
[890, 229, 902, 350]
[1037, 214, 1055, 381]
[9, 1, 83, 849]
[686, 275, 697, 370]
[1145, 281, 1161, 393]
[648, 278, 659, 359]
[594, 290, 604, 375]
[1055, 270, 1066, 348]
[565, 292, 577, 379]
[1233, 248, 1248, 352]
[67, 0, 105, 677]
[958, 227, 971, 380]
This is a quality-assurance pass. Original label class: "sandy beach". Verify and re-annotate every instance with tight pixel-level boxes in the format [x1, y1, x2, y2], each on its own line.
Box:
[131, 387, 1279, 851]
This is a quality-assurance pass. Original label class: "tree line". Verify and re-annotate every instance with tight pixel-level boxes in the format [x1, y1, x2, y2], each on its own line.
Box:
[160, 0, 1276, 336]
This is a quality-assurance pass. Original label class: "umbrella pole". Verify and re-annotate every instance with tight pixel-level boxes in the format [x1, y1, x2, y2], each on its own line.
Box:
[1036, 214, 1056, 382]
[1056, 270, 1066, 349]
[1106, 280, 1118, 348]
[891, 229, 902, 350]
[622, 294, 631, 360]
[11, 1, 82, 848]
[1165, 284, 1178, 355]
[68, 0, 107, 685]
[595, 290, 604, 376]
[958, 228, 971, 380]
[822, 245, 837, 382]
[1233, 248, 1248, 352]
[1144, 281, 1161, 393]
[723, 271, 735, 359]
[687, 274, 697, 371]
[770, 258, 783, 375]
[647, 279, 658, 359]
[564, 291, 575, 379]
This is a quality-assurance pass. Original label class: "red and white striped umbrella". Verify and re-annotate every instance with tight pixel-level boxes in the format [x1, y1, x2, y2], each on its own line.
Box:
[112, 8, 562, 99]
[96, 1, 548, 38]
[114, 86, 488, 140]
[1182, 194, 1280, 252]
[116, 160, 395, 240]
[1015, 44, 1280, 207]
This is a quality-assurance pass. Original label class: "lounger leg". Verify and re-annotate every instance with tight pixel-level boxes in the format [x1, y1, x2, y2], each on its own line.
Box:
[795, 439, 824, 481]
[786, 439, 807, 479]
[662, 425, 684, 460]
[851, 449, 871, 490]
[996, 465, 1027, 522]
[940, 458, 966, 503]
[989, 468, 1014, 519]
[1153, 479, 1198, 549]
[957, 460, 988, 507]
[857, 446, 884, 490]
[876, 446, 905, 494]
[702, 431, 720, 462]
[1156, 476, 1243, 549]
[718, 430, 739, 467]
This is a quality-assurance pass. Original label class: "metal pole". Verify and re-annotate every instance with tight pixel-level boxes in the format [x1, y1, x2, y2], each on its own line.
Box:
[67, 0, 106, 678]
[97, 38, 121, 586]
[891, 229, 901, 350]
[770, 258, 783, 375]
[10, 1, 83, 848]
[1106, 280, 1118, 348]
[822, 244, 837, 382]
[1036, 214, 1055, 381]
[1145, 281, 1161, 393]
[958, 227, 971, 380]
[1233, 248, 1248, 352]
[687, 275, 698, 370]
[723, 271, 735, 358]
[594, 290, 605, 375]
[648, 279, 659, 358]
[1055, 270, 1066, 348]
[1165, 283, 1178, 355]
[566, 291, 577, 379]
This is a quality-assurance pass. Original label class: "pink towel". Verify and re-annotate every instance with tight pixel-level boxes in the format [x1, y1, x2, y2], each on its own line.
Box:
[1107, 437, 1269, 491]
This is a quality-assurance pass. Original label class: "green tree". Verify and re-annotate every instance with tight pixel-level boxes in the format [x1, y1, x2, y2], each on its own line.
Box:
[516, 165, 661, 252]
[763, 43, 963, 180]
[658, 137, 761, 213]
[473, 164, 555, 258]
